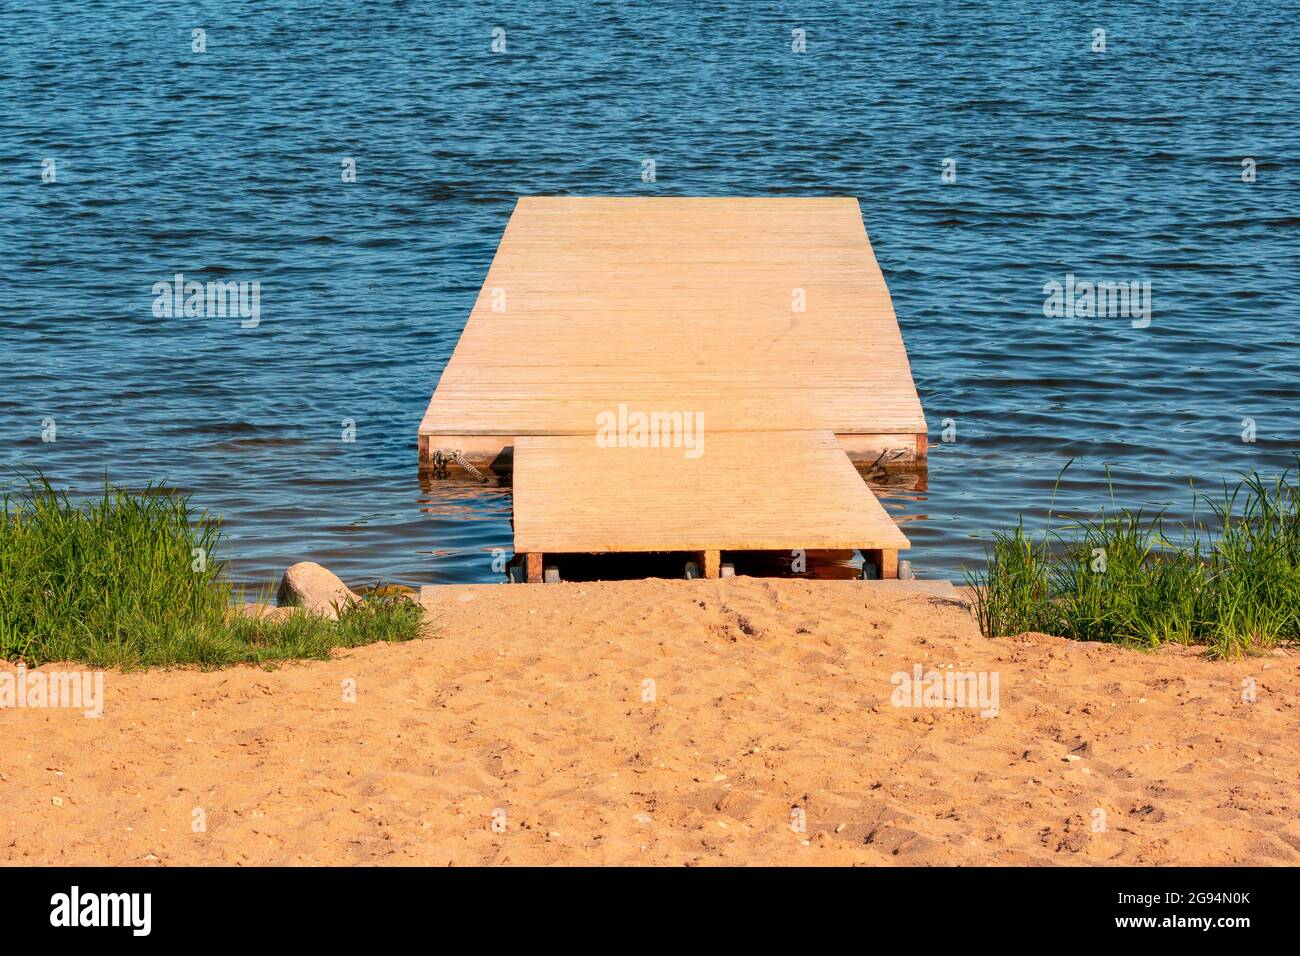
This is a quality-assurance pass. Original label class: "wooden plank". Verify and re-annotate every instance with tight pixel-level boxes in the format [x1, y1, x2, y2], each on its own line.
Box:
[419, 197, 925, 440]
[525, 553, 543, 584]
[513, 430, 909, 555]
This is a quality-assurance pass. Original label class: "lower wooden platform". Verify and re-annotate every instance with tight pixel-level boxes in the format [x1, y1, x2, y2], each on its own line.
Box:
[511, 430, 909, 581]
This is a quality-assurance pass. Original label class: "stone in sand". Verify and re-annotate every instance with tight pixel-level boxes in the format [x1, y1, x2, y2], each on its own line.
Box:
[276, 562, 360, 620]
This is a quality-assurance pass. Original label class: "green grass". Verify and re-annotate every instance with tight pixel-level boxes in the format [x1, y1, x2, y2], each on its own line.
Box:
[0, 472, 428, 668]
[965, 463, 1300, 658]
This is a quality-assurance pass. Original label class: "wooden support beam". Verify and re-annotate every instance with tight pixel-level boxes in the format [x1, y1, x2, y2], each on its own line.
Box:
[881, 549, 898, 579]
[696, 550, 721, 579]
[525, 553, 543, 584]
[914, 431, 928, 464]
[419, 435, 515, 471]
[863, 548, 899, 579]
[836, 433, 926, 467]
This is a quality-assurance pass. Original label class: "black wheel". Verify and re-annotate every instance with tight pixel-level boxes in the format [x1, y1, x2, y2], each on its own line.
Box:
[860, 562, 880, 580]
[508, 564, 526, 584]
[684, 561, 701, 580]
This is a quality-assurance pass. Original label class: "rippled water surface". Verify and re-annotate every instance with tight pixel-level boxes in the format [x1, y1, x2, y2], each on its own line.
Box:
[4, 2, 1298, 585]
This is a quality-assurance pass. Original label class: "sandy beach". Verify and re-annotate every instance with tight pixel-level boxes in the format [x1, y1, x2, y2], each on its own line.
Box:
[2, 578, 1296, 866]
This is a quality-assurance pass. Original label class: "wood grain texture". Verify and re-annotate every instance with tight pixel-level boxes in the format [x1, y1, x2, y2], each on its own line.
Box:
[419, 197, 926, 439]
[513, 431, 910, 555]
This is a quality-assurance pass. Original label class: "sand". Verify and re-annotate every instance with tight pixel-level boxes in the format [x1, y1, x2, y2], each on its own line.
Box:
[2, 578, 1297, 866]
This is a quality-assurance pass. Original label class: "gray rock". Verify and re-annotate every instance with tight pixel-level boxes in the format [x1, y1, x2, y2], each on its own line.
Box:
[275, 562, 360, 620]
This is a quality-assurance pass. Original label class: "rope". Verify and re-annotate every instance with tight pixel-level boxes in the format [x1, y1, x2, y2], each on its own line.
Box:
[433, 448, 489, 484]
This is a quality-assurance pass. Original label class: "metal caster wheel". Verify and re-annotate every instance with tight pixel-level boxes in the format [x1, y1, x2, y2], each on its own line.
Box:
[898, 560, 915, 580]
[684, 561, 701, 580]
[543, 566, 561, 584]
[720, 563, 736, 578]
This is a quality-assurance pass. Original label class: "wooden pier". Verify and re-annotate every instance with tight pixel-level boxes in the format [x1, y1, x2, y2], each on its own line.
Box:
[419, 197, 926, 580]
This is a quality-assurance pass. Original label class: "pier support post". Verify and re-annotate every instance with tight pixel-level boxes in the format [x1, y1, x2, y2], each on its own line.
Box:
[863, 548, 899, 580]
[525, 553, 543, 584]
[695, 550, 721, 579]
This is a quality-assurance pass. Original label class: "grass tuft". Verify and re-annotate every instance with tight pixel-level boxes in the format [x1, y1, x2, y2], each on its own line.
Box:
[965, 463, 1300, 658]
[0, 472, 427, 668]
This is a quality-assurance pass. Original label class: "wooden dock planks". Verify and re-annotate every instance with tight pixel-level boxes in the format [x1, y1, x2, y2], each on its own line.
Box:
[513, 430, 910, 556]
[419, 197, 927, 458]
[419, 197, 925, 579]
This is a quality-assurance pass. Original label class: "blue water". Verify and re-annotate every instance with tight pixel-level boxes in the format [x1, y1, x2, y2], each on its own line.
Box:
[3, 1, 1298, 586]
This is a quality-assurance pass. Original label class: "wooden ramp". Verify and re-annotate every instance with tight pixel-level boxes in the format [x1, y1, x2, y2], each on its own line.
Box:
[513, 431, 908, 581]
[419, 196, 926, 579]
